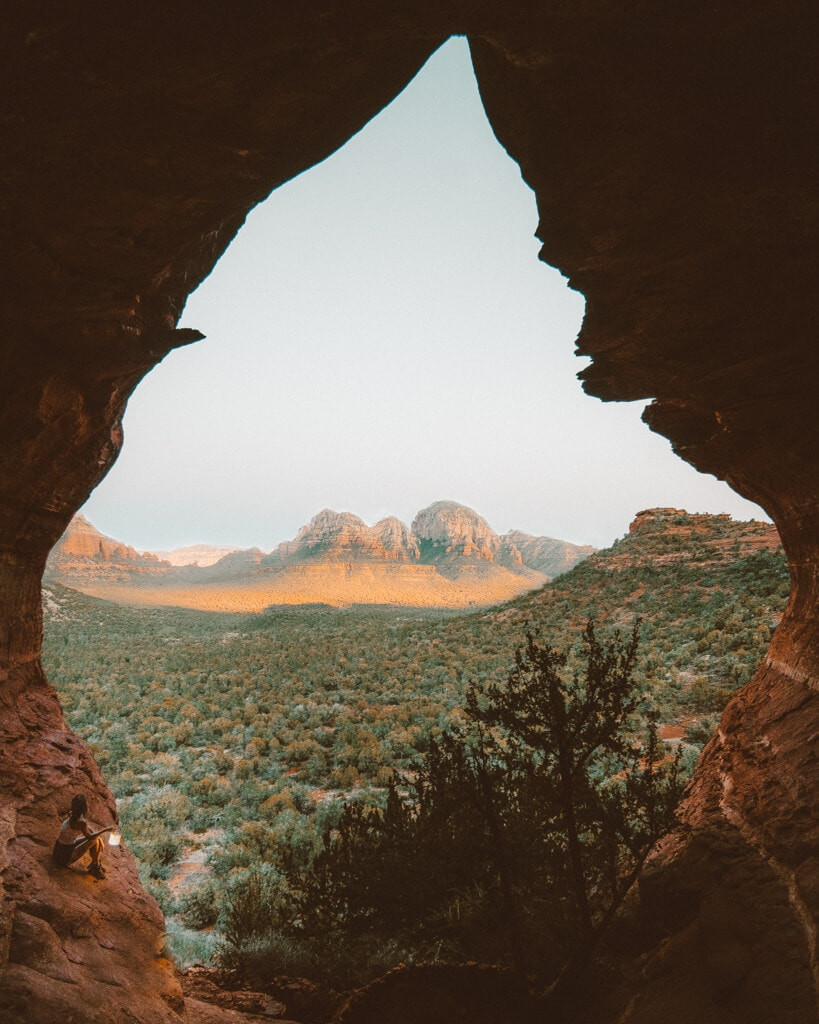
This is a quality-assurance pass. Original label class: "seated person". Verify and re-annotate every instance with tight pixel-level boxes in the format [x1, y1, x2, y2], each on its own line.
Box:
[53, 793, 112, 879]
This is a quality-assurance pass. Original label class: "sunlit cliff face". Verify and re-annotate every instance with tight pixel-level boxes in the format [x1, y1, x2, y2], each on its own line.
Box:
[45, 503, 594, 612]
[1, 6, 817, 1024]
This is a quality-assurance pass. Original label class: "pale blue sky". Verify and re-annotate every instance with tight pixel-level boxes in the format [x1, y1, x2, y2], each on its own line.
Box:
[81, 37, 765, 552]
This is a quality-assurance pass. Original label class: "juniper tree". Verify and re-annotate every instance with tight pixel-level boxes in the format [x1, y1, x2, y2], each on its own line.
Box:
[245, 621, 684, 990]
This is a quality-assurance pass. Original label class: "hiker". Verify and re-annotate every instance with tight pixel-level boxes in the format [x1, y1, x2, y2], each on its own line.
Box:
[52, 793, 114, 879]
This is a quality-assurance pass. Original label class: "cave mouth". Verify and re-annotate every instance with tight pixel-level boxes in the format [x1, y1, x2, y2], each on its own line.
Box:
[76, 36, 763, 559]
[38, 39, 787, 995]
[3, 9, 817, 1024]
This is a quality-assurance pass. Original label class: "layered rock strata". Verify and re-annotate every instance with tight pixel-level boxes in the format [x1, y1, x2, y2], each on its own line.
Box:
[45, 515, 171, 581]
[502, 530, 597, 578]
[258, 501, 592, 577]
[1, 3, 817, 1023]
[46, 505, 593, 610]
[268, 509, 423, 564]
[412, 500, 502, 563]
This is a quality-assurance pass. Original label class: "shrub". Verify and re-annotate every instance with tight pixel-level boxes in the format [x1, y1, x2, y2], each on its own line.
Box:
[139, 869, 175, 915]
[218, 867, 290, 974]
[178, 879, 220, 930]
[164, 919, 218, 968]
[683, 717, 718, 748]
[287, 622, 686, 992]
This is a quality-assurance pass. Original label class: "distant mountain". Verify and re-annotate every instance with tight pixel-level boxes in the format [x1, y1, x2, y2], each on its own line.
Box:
[265, 510, 421, 565]
[44, 502, 596, 611]
[411, 501, 502, 564]
[263, 501, 594, 576]
[45, 515, 171, 581]
[503, 530, 597, 577]
[149, 544, 240, 567]
[482, 507, 784, 712]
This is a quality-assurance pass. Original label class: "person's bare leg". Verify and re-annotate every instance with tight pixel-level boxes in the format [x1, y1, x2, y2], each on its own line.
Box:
[67, 837, 94, 866]
[89, 837, 102, 866]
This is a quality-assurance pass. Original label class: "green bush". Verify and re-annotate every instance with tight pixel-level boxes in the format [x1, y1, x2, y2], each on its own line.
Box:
[164, 919, 218, 967]
[138, 835, 184, 870]
[178, 879, 220, 930]
[683, 717, 718, 748]
[218, 867, 291, 973]
[283, 623, 686, 991]
[139, 869, 175, 915]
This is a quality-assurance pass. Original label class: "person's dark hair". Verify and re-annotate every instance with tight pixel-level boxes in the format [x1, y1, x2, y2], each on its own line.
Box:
[69, 794, 88, 821]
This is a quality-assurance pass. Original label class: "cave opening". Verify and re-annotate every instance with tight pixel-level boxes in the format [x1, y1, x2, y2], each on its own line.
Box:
[37, 30, 789, 1005]
[77, 36, 763, 558]
[4, 8, 817, 1022]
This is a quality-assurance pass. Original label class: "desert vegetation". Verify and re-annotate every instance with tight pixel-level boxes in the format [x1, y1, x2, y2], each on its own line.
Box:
[216, 623, 684, 997]
[41, 511, 789, 993]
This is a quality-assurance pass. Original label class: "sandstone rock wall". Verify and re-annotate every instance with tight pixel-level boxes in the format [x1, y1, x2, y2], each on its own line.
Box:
[412, 500, 502, 562]
[46, 515, 171, 581]
[1, 8, 449, 1021]
[466, 10, 818, 1019]
[0, 664, 182, 1024]
[1, 3, 817, 1022]
[502, 530, 597, 577]
[269, 509, 422, 564]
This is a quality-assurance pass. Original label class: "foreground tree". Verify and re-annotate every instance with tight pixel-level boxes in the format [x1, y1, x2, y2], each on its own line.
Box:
[463, 621, 684, 988]
[224, 621, 685, 992]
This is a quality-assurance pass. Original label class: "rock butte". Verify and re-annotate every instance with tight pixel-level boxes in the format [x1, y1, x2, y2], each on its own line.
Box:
[44, 502, 595, 611]
[0, 6, 817, 1024]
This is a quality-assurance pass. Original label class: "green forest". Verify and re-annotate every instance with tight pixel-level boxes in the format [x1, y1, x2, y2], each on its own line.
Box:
[41, 511, 789, 1001]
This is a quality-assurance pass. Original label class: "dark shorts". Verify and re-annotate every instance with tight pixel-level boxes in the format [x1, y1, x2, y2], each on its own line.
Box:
[53, 838, 90, 867]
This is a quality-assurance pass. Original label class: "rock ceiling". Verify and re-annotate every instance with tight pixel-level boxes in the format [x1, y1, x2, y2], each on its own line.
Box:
[1, 4, 817, 1022]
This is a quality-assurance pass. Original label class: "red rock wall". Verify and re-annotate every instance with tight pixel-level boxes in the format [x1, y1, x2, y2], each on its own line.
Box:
[0, 8, 448, 1021]
[468, 8, 819, 1020]
[1, 3, 816, 1022]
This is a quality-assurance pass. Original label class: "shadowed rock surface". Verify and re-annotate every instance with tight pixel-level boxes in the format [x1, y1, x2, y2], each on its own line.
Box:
[1, 3, 817, 1023]
[502, 529, 597, 577]
[335, 962, 539, 1024]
